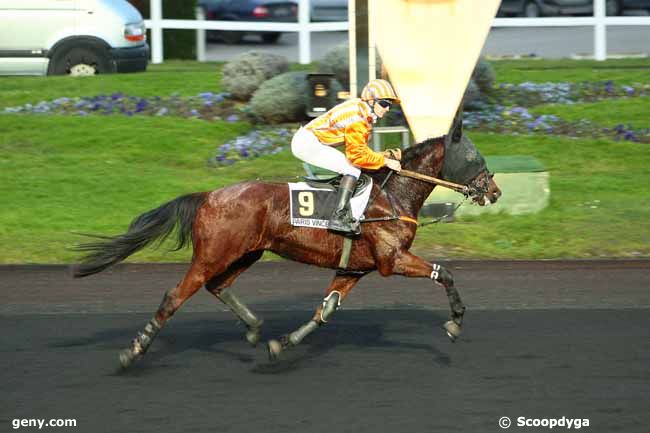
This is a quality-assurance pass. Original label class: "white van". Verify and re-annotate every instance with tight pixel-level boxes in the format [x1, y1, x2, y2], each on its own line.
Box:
[0, 0, 148, 76]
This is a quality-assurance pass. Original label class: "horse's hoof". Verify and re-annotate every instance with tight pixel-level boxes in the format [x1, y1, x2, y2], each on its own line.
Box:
[246, 327, 261, 347]
[443, 320, 462, 342]
[267, 339, 282, 361]
[119, 349, 138, 369]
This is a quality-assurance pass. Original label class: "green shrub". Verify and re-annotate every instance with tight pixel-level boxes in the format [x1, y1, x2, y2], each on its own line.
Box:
[249, 72, 311, 123]
[471, 57, 496, 93]
[320, 44, 349, 89]
[319, 43, 383, 91]
[127, 0, 197, 60]
[463, 80, 482, 110]
[221, 51, 289, 101]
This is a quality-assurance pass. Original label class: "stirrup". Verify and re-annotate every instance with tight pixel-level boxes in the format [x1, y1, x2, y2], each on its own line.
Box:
[328, 217, 360, 235]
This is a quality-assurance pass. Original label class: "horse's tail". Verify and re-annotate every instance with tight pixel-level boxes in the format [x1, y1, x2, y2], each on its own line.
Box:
[72, 192, 208, 278]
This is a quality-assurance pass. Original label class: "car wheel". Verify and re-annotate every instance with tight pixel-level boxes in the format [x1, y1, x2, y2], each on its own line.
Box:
[523, 1, 541, 17]
[605, 0, 620, 16]
[261, 32, 282, 44]
[220, 31, 244, 44]
[48, 46, 112, 76]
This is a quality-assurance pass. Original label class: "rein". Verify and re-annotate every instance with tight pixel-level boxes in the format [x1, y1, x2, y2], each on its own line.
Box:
[398, 169, 470, 195]
[361, 167, 484, 227]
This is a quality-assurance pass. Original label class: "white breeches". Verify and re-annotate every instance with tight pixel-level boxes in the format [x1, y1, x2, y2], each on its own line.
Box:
[291, 127, 361, 178]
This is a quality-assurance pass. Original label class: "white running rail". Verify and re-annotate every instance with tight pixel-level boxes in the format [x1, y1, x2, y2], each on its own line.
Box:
[145, 0, 650, 64]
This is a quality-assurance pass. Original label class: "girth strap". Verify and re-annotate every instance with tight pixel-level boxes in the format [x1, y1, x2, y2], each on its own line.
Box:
[337, 237, 353, 269]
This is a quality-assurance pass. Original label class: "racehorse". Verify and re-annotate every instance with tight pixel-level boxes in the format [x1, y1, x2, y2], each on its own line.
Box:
[73, 129, 501, 369]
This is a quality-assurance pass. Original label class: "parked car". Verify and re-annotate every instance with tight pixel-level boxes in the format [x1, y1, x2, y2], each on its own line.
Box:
[605, 0, 650, 16]
[498, 0, 593, 17]
[0, 0, 148, 76]
[199, 0, 347, 44]
[498, 0, 650, 17]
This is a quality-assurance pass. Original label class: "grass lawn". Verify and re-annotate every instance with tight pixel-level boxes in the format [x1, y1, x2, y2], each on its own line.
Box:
[415, 133, 650, 259]
[1, 59, 649, 263]
[531, 96, 650, 127]
[1, 62, 226, 107]
[492, 58, 650, 84]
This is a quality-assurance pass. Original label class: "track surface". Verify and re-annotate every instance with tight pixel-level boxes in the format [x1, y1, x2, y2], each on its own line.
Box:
[1, 260, 649, 433]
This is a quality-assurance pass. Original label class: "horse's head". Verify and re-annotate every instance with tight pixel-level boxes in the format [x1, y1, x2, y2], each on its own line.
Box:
[442, 134, 502, 207]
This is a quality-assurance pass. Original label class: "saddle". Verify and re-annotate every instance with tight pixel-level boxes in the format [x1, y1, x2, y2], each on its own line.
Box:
[288, 174, 374, 230]
[303, 173, 373, 196]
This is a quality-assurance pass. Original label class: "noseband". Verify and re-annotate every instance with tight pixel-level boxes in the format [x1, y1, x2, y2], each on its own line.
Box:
[467, 170, 493, 200]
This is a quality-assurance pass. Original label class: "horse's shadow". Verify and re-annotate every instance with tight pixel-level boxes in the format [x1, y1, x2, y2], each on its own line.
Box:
[51, 308, 455, 375]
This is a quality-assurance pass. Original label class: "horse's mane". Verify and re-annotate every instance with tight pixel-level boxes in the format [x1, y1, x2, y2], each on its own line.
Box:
[366, 134, 446, 185]
[400, 135, 446, 166]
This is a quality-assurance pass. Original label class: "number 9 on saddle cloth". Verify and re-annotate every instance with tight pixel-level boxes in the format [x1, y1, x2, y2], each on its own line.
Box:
[288, 175, 373, 229]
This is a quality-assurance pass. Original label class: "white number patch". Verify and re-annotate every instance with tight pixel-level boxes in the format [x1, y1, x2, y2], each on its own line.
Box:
[298, 192, 315, 216]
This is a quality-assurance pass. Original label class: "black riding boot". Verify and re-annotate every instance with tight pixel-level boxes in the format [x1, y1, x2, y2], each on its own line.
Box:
[329, 175, 360, 235]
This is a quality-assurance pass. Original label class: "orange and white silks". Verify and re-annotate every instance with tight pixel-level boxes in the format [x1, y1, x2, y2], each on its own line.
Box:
[305, 98, 385, 170]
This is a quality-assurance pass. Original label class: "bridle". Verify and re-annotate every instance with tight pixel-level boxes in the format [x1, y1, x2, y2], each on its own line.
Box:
[398, 168, 493, 202]
[467, 170, 494, 202]
[360, 167, 493, 227]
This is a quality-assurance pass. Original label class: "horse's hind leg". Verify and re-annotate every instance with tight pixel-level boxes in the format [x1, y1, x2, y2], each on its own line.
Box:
[119, 259, 224, 369]
[267, 273, 362, 360]
[205, 251, 265, 346]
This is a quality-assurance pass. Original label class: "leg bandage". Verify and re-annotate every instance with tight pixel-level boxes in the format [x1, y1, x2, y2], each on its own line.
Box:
[320, 291, 341, 323]
[430, 263, 441, 281]
[133, 318, 161, 355]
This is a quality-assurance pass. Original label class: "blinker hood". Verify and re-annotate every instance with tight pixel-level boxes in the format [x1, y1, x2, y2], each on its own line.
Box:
[441, 134, 487, 185]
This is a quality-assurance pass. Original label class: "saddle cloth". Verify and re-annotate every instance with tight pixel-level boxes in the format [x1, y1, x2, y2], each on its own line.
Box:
[288, 174, 373, 229]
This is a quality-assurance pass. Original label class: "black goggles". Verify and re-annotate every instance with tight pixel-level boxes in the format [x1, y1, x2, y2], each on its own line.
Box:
[376, 99, 393, 108]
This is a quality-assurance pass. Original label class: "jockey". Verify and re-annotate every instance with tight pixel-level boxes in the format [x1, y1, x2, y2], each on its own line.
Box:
[291, 78, 402, 234]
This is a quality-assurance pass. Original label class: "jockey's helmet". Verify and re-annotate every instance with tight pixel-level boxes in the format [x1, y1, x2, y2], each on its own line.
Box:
[361, 79, 400, 104]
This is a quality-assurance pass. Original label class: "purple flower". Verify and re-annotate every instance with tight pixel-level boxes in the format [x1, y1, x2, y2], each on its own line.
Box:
[622, 85, 635, 96]
[135, 99, 148, 112]
[226, 114, 239, 122]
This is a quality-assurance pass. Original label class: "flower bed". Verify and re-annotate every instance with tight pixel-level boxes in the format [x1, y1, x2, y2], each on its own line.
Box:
[3, 92, 241, 122]
[3, 80, 648, 169]
[463, 105, 649, 143]
[208, 128, 292, 166]
[491, 80, 649, 107]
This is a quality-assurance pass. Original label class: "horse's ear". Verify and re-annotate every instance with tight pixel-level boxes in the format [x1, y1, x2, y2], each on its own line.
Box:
[450, 99, 464, 143]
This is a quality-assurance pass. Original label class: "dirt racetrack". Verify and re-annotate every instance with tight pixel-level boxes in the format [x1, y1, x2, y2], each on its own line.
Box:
[1, 260, 649, 432]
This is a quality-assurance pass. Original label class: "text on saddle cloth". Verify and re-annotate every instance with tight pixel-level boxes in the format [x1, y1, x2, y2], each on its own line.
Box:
[288, 175, 374, 229]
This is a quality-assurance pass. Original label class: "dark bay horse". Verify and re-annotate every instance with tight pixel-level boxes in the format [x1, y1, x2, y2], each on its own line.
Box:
[74, 133, 501, 368]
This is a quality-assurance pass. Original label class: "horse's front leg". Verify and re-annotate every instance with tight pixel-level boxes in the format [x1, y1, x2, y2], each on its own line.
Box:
[387, 251, 466, 341]
[267, 273, 362, 360]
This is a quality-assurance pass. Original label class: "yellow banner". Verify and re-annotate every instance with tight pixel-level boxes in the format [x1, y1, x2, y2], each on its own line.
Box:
[373, 0, 501, 142]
